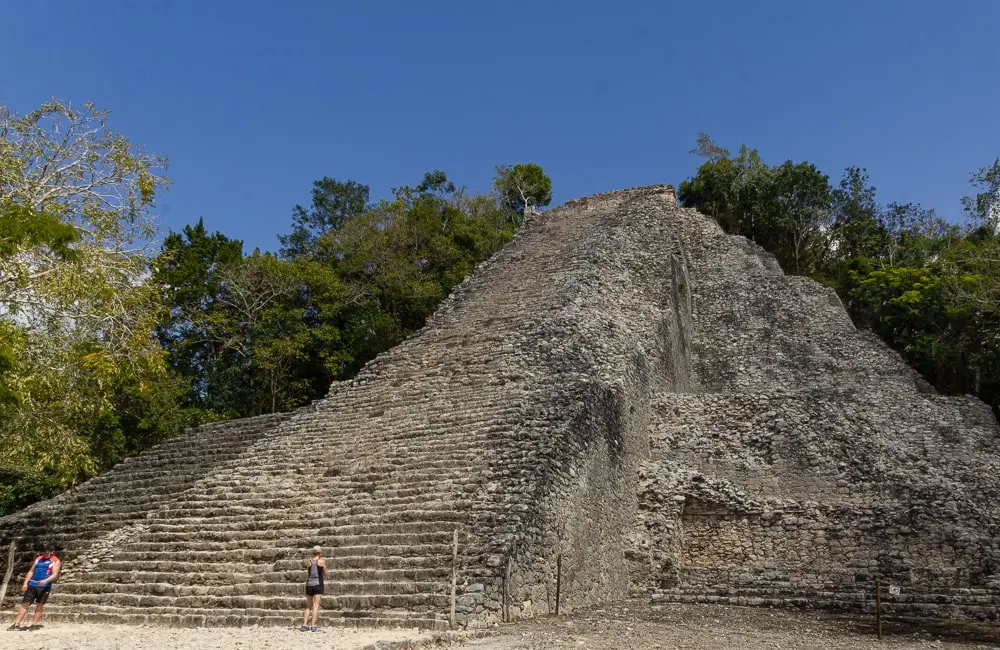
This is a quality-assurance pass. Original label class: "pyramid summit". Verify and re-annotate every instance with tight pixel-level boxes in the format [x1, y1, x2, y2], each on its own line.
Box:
[2, 185, 999, 627]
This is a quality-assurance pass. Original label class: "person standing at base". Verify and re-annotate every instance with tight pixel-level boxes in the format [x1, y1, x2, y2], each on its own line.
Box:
[8, 548, 60, 631]
[301, 545, 325, 632]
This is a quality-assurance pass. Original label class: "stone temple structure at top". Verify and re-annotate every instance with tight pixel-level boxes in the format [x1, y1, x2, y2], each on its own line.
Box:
[2, 185, 1000, 628]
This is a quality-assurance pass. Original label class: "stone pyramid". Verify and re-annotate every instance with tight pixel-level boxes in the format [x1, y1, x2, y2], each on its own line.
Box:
[2, 185, 999, 628]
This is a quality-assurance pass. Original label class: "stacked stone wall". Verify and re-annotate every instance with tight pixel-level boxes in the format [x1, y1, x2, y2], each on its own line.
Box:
[630, 205, 1000, 621]
[456, 186, 688, 622]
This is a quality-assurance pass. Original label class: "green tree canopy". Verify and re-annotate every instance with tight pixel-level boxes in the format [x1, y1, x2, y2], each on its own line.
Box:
[0, 100, 183, 507]
[493, 163, 552, 219]
[679, 139, 831, 274]
[962, 158, 1000, 230]
[279, 178, 369, 259]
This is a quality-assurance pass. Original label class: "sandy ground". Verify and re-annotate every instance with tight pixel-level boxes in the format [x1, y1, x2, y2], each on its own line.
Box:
[3, 604, 1000, 649]
[0, 623, 438, 649]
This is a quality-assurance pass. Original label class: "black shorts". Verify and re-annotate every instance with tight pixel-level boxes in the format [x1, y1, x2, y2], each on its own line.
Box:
[305, 584, 324, 596]
[22, 586, 51, 605]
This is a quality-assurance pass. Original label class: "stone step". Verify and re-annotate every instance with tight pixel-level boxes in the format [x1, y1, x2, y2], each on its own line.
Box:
[64, 475, 476, 514]
[177, 474, 475, 495]
[58, 544, 459, 571]
[51, 591, 450, 611]
[128, 529, 454, 549]
[73, 566, 448, 586]
[58, 579, 447, 597]
[151, 499, 466, 518]
[94, 491, 465, 516]
[143, 506, 465, 526]
[310, 408, 512, 426]
[109, 439, 269, 460]
[342, 395, 515, 410]
[157, 498, 465, 515]
[247, 448, 489, 467]
[85, 557, 451, 577]
[97, 450, 483, 485]
[107, 430, 275, 459]
[315, 425, 501, 441]
[144, 519, 459, 537]
[97, 426, 495, 465]
[62, 558, 452, 583]
[63, 471, 242, 492]
[190, 482, 476, 501]
[187, 467, 477, 488]
[57, 480, 463, 515]
[98, 543, 454, 566]
[38, 605, 450, 629]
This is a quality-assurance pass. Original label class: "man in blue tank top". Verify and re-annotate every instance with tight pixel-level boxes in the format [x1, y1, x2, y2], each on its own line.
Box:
[8, 547, 60, 631]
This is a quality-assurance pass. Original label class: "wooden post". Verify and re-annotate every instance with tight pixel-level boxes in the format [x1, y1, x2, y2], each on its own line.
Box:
[0, 540, 16, 615]
[449, 528, 458, 630]
[554, 553, 562, 615]
[875, 576, 883, 640]
[503, 555, 512, 623]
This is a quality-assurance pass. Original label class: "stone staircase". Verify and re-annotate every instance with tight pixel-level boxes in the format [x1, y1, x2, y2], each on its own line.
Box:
[11, 383, 525, 628]
[1, 186, 654, 628]
[0, 413, 290, 575]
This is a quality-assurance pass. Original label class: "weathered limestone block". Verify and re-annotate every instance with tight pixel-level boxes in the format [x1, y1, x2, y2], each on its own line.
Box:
[628, 202, 1000, 621]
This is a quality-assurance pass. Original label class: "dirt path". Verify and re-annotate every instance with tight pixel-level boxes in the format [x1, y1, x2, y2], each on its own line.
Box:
[452, 603, 1000, 650]
[3, 604, 998, 649]
[0, 623, 434, 649]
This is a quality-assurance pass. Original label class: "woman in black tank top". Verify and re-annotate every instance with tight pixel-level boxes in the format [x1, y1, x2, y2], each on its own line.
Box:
[301, 546, 326, 631]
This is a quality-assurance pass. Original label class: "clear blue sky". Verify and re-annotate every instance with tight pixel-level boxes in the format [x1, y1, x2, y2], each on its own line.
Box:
[4, 1, 998, 253]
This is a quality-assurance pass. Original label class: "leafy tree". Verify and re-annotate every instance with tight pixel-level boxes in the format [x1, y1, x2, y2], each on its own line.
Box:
[829, 167, 886, 261]
[680, 143, 773, 238]
[0, 202, 77, 262]
[766, 161, 832, 274]
[280, 178, 369, 259]
[0, 100, 174, 508]
[153, 225, 351, 417]
[308, 171, 515, 374]
[961, 158, 1000, 231]
[416, 170, 456, 197]
[689, 131, 731, 162]
[879, 202, 952, 267]
[493, 163, 552, 219]
[152, 220, 245, 411]
[212, 253, 308, 414]
[0, 322, 23, 407]
[680, 137, 831, 274]
[0, 201, 77, 407]
[843, 241, 1000, 411]
[677, 154, 739, 227]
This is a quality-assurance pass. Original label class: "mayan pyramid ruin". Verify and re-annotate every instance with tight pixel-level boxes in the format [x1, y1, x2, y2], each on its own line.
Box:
[2, 185, 1000, 628]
